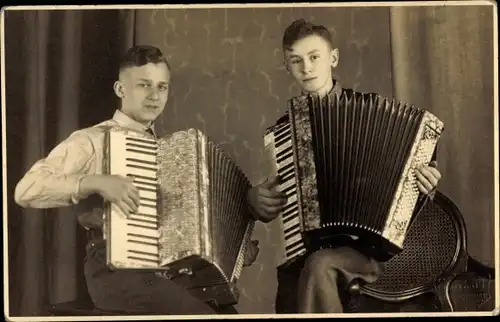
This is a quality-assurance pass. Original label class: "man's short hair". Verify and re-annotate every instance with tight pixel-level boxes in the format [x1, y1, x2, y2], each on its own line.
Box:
[282, 19, 334, 50]
[119, 45, 171, 72]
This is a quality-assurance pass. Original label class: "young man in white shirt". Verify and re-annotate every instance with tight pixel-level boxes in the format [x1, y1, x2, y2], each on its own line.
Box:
[15, 45, 261, 315]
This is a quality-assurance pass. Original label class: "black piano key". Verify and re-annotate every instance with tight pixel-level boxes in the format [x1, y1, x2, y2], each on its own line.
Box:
[127, 174, 157, 182]
[127, 239, 159, 247]
[127, 233, 158, 241]
[126, 158, 157, 166]
[139, 202, 157, 209]
[284, 222, 300, 235]
[285, 238, 303, 252]
[137, 186, 157, 193]
[133, 179, 158, 188]
[125, 142, 158, 151]
[277, 161, 294, 175]
[126, 164, 158, 172]
[126, 256, 159, 264]
[125, 148, 156, 157]
[128, 249, 159, 258]
[127, 223, 158, 231]
[126, 136, 157, 146]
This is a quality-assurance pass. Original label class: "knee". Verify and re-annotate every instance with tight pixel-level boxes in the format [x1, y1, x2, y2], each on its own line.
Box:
[302, 249, 341, 279]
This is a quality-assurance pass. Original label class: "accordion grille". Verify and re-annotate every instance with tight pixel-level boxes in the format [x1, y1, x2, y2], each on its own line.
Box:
[206, 138, 254, 282]
[287, 92, 443, 259]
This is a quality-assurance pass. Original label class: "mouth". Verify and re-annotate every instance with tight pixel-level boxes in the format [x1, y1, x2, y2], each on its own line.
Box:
[302, 77, 317, 83]
[144, 104, 160, 110]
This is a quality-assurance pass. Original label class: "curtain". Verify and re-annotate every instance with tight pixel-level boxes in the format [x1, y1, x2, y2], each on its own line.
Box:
[5, 9, 135, 316]
[389, 5, 495, 266]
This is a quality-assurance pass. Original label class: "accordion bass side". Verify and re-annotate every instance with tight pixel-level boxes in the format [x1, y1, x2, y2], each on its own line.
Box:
[264, 92, 444, 268]
[103, 127, 254, 306]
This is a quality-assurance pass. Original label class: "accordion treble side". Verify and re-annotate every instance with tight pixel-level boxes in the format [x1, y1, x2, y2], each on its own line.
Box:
[103, 127, 254, 306]
[264, 92, 444, 268]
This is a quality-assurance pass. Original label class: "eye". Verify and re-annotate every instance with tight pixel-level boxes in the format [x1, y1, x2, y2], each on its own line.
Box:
[138, 83, 149, 88]
[291, 59, 301, 64]
[311, 55, 320, 60]
[159, 85, 169, 91]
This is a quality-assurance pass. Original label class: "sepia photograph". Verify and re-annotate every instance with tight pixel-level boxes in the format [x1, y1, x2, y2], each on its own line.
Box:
[2, 1, 498, 320]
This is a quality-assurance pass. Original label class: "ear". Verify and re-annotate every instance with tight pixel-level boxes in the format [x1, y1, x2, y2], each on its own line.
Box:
[331, 48, 339, 68]
[113, 81, 124, 99]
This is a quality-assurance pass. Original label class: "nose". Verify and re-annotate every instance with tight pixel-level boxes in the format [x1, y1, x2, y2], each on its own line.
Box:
[302, 59, 313, 75]
[148, 88, 160, 101]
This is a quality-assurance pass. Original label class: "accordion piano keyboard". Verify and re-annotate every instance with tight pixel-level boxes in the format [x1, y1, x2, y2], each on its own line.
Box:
[266, 122, 307, 266]
[108, 132, 161, 268]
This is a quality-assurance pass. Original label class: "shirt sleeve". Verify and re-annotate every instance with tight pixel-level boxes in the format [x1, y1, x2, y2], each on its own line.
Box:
[14, 130, 98, 209]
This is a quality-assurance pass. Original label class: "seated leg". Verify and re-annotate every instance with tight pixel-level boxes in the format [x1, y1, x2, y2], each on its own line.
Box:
[296, 247, 383, 314]
[84, 240, 218, 315]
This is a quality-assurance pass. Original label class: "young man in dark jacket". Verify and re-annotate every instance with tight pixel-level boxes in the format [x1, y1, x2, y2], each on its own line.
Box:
[246, 19, 442, 313]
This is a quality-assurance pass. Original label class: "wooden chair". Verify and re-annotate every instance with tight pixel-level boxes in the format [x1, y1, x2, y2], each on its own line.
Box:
[346, 191, 495, 313]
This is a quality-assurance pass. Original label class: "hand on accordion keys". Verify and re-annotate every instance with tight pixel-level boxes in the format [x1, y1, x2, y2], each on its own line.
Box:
[414, 161, 442, 196]
[247, 176, 288, 223]
[79, 174, 140, 217]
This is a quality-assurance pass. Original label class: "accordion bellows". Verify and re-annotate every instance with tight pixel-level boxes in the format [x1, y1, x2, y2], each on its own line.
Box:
[265, 91, 444, 267]
[103, 127, 254, 306]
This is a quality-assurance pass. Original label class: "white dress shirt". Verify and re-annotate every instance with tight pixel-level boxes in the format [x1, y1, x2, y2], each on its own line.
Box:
[14, 109, 156, 209]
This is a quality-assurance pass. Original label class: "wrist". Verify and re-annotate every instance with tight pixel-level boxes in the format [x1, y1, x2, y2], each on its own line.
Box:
[79, 175, 102, 196]
[247, 203, 261, 221]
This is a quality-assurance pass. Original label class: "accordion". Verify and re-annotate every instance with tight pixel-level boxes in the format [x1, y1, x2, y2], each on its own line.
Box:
[102, 127, 254, 306]
[264, 91, 444, 268]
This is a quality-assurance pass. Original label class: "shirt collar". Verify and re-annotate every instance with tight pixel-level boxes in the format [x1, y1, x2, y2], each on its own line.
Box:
[329, 78, 343, 96]
[301, 78, 343, 97]
[112, 109, 157, 137]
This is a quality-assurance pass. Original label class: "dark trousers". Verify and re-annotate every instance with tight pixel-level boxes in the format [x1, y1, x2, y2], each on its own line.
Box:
[84, 232, 238, 315]
[275, 247, 383, 314]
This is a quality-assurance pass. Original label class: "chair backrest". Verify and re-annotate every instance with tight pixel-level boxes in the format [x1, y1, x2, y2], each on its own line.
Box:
[359, 191, 468, 300]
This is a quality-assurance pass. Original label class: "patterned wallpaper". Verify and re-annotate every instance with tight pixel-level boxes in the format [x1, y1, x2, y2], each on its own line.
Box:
[135, 6, 393, 314]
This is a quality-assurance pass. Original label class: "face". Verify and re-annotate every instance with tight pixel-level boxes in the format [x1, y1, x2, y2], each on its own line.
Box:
[114, 62, 170, 126]
[284, 34, 339, 97]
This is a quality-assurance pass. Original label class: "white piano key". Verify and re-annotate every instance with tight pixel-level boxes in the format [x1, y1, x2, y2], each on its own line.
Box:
[127, 167, 158, 179]
[283, 216, 300, 231]
[276, 141, 292, 155]
[278, 179, 296, 193]
[133, 181, 158, 192]
[127, 234, 159, 246]
[283, 194, 297, 208]
[128, 218, 157, 229]
[126, 150, 157, 163]
[125, 136, 157, 144]
[286, 242, 306, 256]
[286, 245, 307, 259]
[139, 200, 156, 209]
[126, 162, 158, 172]
[127, 241, 159, 260]
[285, 233, 303, 248]
[129, 213, 157, 223]
[139, 189, 157, 200]
[277, 157, 294, 170]
[126, 224, 160, 239]
[127, 249, 159, 262]
[135, 205, 157, 216]
[285, 228, 301, 240]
